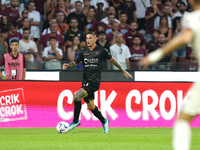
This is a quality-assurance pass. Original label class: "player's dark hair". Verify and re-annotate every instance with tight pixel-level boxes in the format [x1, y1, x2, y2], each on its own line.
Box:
[23, 27, 30, 32]
[120, 11, 127, 16]
[1, 27, 9, 33]
[22, 17, 29, 22]
[10, 21, 18, 27]
[49, 37, 57, 41]
[87, 31, 96, 37]
[133, 35, 141, 40]
[11, 39, 19, 44]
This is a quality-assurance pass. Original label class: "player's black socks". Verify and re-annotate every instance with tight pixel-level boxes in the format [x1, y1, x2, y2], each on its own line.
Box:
[92, 106, 105, 124]
[73, 101, 82, 123]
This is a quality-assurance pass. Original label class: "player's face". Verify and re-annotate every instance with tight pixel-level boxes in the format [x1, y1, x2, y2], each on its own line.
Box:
[10, 42, 19, 52]
[86, 34, 97, 47]
[11, 0, 18, 8]
[23, 30, 30, 39]
[120, 14, 127, 23]
[73, 37, 80, 45]
[75, 2, 82, 12]
[133, 37, 141, 46]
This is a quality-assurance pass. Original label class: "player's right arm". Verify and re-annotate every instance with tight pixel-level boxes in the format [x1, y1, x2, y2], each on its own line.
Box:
[139, 28, 193, 68]
[62, 61, 77, 70]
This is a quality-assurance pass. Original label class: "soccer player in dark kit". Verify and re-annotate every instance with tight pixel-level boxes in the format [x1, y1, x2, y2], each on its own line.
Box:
[62, 31, 133, 133]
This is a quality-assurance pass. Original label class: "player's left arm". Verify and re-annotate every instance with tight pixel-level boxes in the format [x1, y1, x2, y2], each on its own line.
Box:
[139, 28, 193, 67]
[109, 57, 133, 79]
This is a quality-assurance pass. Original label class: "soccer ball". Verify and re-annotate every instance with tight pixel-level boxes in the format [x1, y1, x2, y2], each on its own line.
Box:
[56, 121, 70, 133]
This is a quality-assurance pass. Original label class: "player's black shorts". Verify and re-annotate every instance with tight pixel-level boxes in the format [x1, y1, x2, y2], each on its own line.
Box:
[81, 81, 100, 103]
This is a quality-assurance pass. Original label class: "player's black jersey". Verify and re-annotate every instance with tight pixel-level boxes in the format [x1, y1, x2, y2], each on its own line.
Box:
[74, 45, 112, 83]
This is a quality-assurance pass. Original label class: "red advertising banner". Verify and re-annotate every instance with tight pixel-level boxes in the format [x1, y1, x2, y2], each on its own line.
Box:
[0, 81, 199, 128]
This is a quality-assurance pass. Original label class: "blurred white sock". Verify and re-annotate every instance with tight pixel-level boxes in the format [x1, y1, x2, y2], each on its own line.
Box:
[172, 120, 191, 150]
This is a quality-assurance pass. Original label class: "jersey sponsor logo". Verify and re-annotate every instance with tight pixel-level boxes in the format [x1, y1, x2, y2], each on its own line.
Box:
[84, 58, 99, 67]
[127, 36, 132, 39]
[131, 54, 144, 60]
[8, 62, 20, 66]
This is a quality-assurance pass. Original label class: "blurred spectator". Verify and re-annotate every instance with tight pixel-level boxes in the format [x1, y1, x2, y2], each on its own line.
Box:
[66, 35, 83, 69]
[109, 32, 131, 70]
[18, 9, 31, 29]
[105, 13, 115, 35]
[18, 28, 38, 62]
[42, 37, 63, 70]
[64, 17, 86, 47]
[0, 28, 8, 59]
[87, 6, 98, 33]
[108, 0, 121, 20]
[154, 4, 172, 29]
[119, 0, 137, 24]
[82, 0, 91, 16]
[18, 17, 34, 41]
[96, 31, 109, 50]
[156, 15, 172, 42]
[23, 50, 36, 70]
[171, 0, 178, 13]
[173, 1, 189, 19]
[6, 21, 22, 53]
[56, 11, 69, 38]
[107, 21, 122, 46]
[145, 0, 162, 42]
[146, 29, 160, 53]
[172, 16, 181, 35]
[37, 22, 64, 57]
[0, 15, 10, 31]
[185, 50, 198, 71]
[97, 22, 106, 34]
[64, 0, 71, 11]
[129, 35, 147, 70]
[5, 0, 20, 23]
[123, 21, 145, 49]
[101, 6, 120, 24]
[67, 0, 88, 33]
[27, 0, 40, 42]
[46, 0, 57, 16]
[0, 2, 6, 18]
[42, 17, 60, 35]
[34, 0, 47, 31]
[90, 0, 108, 12]
[96, 0, 107, 22]
[66, 35, 82, 61]
[133, 0, 150, 31]
[118, 11, 129, 35]
[48, 0, 69, 21]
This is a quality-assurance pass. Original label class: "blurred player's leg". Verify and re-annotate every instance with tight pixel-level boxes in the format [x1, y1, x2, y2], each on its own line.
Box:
[172, 112, 194, 150]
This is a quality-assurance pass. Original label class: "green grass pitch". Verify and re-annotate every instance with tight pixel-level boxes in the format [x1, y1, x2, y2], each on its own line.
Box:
[0, 128, 200, 150]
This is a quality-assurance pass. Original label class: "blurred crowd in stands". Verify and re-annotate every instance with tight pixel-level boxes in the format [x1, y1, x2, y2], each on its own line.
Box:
[0, 0, 198, 71]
